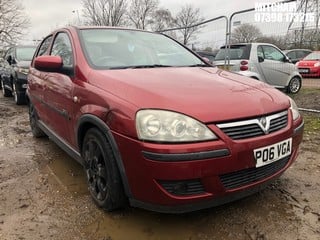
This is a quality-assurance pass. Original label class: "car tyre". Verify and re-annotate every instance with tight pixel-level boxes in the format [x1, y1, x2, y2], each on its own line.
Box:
[1, 79, 12, 97]
[82, 128, 126, 211]
[287, 77, 301, 94]
[13, 82, 26, 105]
[29, 102, 46, 137]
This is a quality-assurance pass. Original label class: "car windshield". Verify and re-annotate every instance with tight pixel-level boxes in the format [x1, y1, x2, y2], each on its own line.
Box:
[215, 45, 251, 61]
[16, 47, 36, 61]
[79, 29, 205, 69]
[303, 52, 320, 60]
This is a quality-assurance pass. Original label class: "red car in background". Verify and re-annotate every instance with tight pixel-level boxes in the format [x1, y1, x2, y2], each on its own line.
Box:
[27, 26, 304, 213]
[296, 51, 320, 77]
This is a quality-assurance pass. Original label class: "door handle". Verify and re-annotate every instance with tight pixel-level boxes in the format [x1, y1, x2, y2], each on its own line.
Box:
[73, 96, 79, 103]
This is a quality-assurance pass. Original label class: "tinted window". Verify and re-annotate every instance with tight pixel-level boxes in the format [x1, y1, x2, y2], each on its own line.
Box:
[286, 51, 296, 59]
[215, 45, 251, 60]
[37, 36, 53, 56]
[297, 50, 311, 59]
[51, 32, 73, 67]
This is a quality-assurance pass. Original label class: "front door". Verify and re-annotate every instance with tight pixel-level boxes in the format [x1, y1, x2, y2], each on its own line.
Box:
[42, 32, 75, 145]
[257, 45, 293, 88]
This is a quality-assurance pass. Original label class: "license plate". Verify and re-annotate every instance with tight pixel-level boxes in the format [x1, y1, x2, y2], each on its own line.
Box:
[254, 138, 292, 168]
[299, 68, 309, 73]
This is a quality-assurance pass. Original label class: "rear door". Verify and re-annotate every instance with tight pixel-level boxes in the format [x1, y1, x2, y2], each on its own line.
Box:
[28, 36, 53, 125]
[256, 45, 293, 88]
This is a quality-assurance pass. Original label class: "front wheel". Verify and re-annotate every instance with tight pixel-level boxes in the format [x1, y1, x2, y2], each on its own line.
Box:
[287, 77, 301, 94]
[82, 128, 126, 211]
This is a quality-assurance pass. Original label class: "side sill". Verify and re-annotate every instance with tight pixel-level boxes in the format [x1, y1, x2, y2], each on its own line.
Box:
[38, 120, 83, 164]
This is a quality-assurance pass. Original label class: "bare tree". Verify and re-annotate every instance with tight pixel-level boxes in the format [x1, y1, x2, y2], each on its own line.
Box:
[174, 4, 204, 45]
[82, 0, 127, 26]
[231, 23, 262, 43]
[256, 35, 287, 49]
[149, 8, 174, 32]
[127, 0, 159, 30]
[0, 0, 30, 47]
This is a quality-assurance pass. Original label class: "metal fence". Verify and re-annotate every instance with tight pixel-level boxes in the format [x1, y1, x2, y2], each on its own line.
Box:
[159, 0, 320, 91]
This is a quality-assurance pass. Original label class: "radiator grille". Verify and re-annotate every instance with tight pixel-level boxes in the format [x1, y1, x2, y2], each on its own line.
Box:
[219, 155, 290, 190]
[217, 111, 288, 140]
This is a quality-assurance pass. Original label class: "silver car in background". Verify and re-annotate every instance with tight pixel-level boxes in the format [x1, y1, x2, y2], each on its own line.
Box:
[214, 43, 302, 93]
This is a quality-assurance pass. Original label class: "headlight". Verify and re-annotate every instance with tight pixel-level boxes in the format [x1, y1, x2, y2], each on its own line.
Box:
[314, 62, 320, 67]
[136, 110, 217, 142]
[289, 97, 300, 121]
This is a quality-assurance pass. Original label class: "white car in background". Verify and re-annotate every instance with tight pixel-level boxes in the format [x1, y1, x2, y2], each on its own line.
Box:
[214, 43, 302, 94]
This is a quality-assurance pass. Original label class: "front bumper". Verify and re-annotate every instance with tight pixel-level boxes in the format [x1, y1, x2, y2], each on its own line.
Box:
[113, 117, 304, 213]
[299, 67, 320, 77]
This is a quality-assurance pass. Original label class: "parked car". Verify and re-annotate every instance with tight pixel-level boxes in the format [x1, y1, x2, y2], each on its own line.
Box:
[27, 26, 304, 213]
[1, 45, 36, 104]
[196, 50, 218, 63]
[296, 51, 320, 77]
[214, 43, 302, 94]
[283, 49, 312, 64]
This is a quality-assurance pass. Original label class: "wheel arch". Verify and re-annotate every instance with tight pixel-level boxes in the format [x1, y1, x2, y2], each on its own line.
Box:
[77, 114, 132, 198]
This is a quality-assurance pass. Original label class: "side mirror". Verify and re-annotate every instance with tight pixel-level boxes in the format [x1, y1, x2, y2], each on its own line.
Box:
[34, 55, 63, 71]
[283, 57, 291, 63]
[258, 56, 264, 63]
[6, 55, 12, 64]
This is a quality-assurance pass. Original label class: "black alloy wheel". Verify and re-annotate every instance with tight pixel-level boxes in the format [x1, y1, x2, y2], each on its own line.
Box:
[82, 128, 126, 211]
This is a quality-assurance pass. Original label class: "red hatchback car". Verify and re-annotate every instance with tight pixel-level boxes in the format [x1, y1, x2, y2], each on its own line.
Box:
[296, 51, 320, 77]
[27, 26, 304, 213]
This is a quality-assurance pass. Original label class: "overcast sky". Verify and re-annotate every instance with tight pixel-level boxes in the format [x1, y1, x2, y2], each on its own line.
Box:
[22, 0, 282, 46]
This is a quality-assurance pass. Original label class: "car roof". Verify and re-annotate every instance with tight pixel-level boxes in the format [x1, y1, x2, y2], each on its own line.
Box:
[283, 49, 312, 53]
[55, 25, 161, 35]
[219, 42, 280, 48]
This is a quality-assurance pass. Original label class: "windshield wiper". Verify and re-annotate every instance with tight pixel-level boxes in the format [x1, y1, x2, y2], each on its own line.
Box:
[109, 64, 211, 69]
[187, 63, 211, 67]
[108, 64, 173, 70]
[129, 64, 173, 69]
